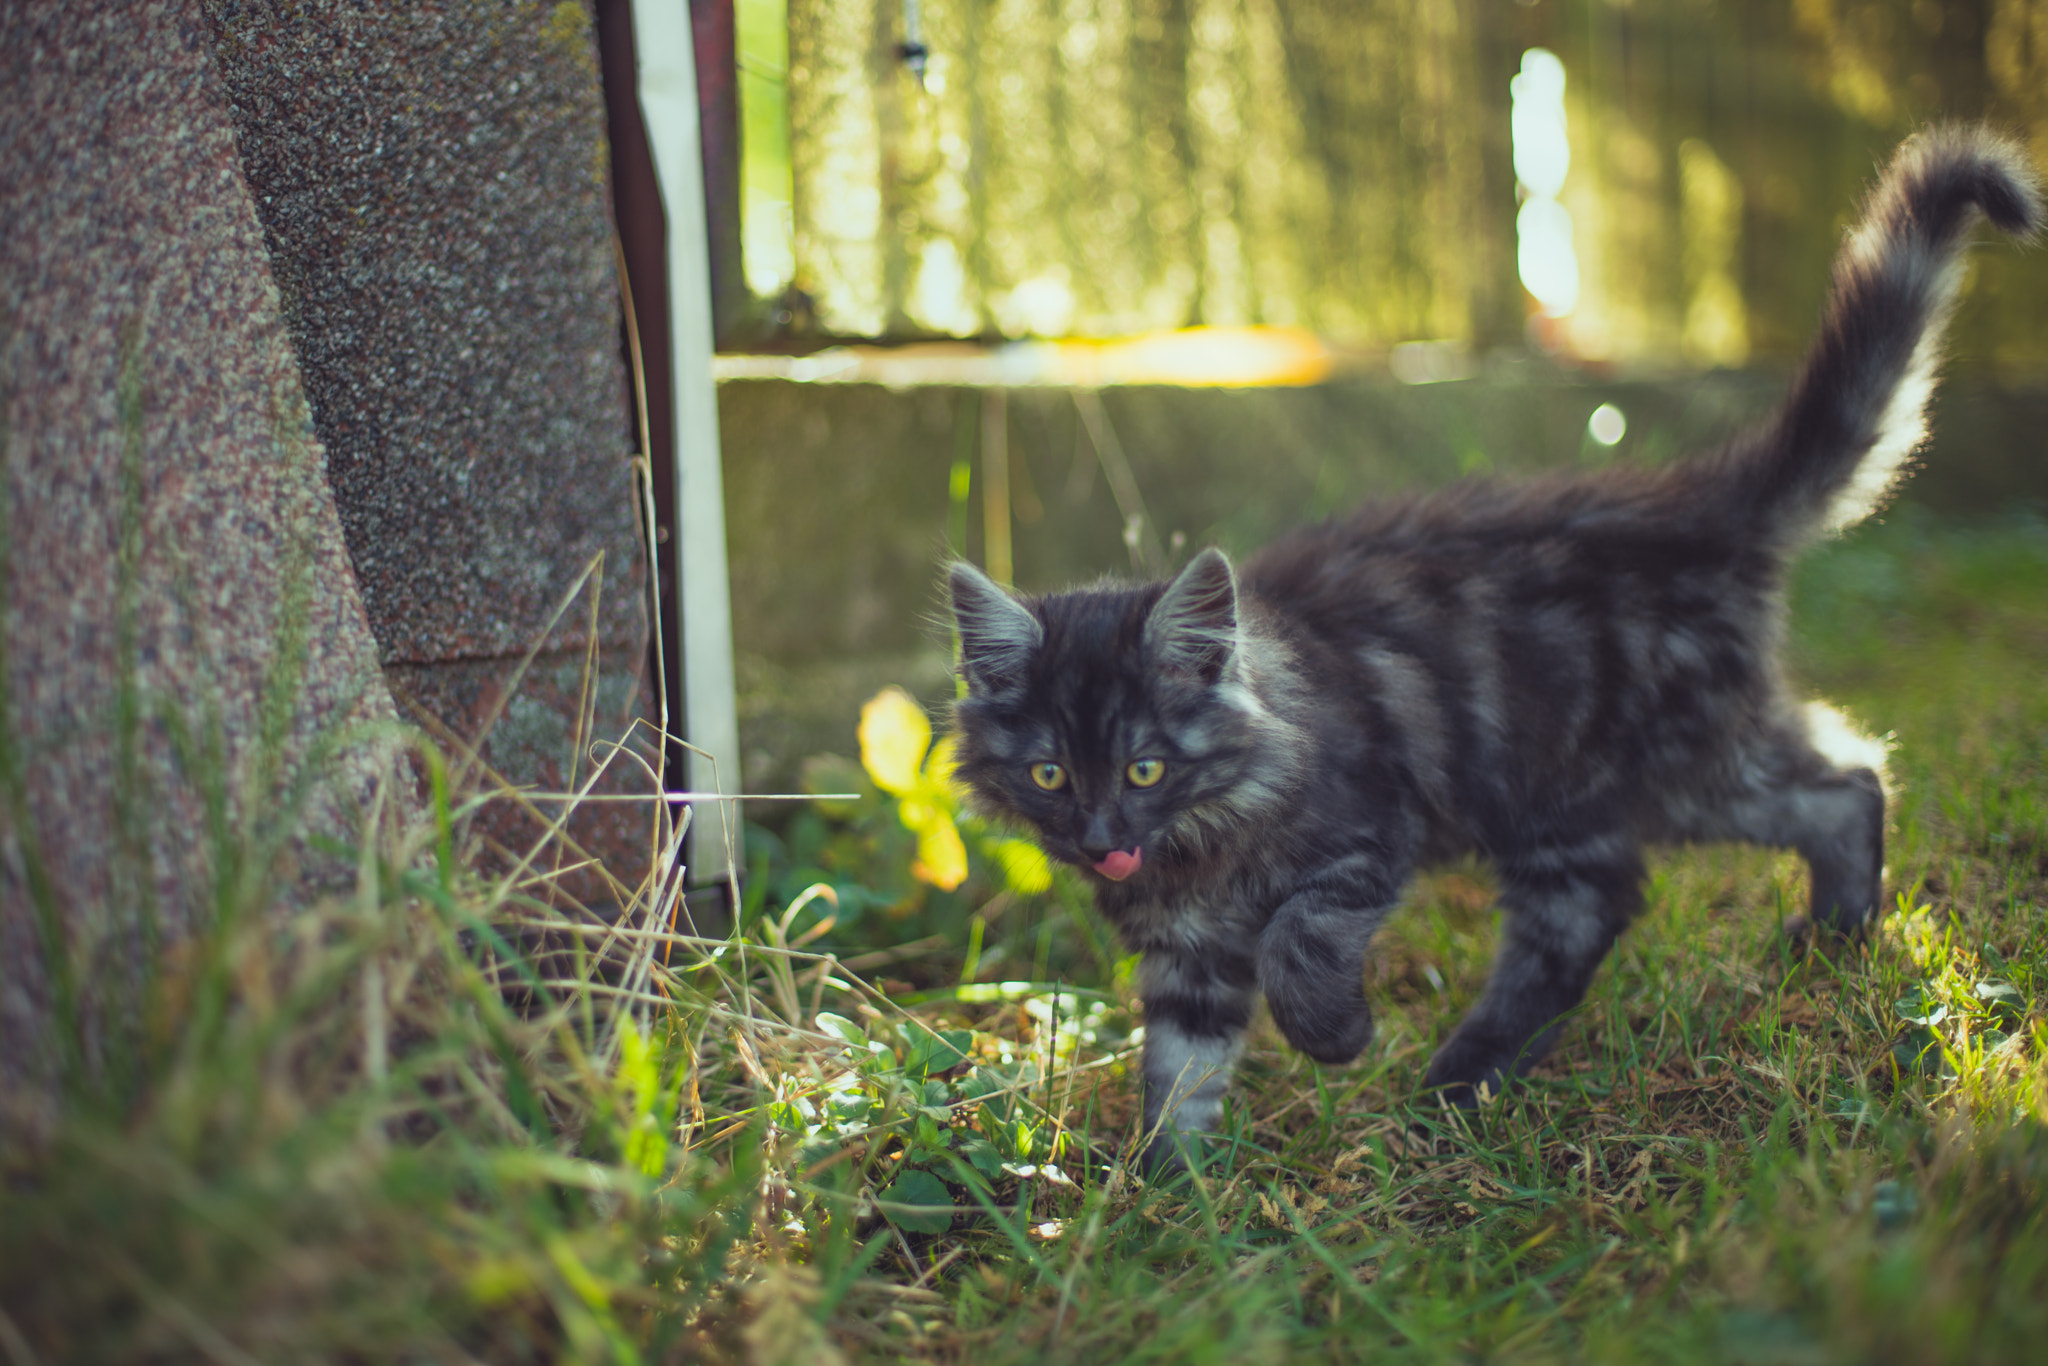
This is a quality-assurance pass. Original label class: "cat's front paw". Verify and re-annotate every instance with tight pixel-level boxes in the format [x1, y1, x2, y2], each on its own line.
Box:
[1257, 901, 1380, 1065]
[1267, 994, 1374, 1065]
[1137, 1127, 1199, 1177]
[1422, 1032, 1517, 1106]
[1779, 913, 1875, 955]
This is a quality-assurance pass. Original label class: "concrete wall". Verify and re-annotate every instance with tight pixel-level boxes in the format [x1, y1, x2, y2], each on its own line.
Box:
[1, 0, 657, 1136]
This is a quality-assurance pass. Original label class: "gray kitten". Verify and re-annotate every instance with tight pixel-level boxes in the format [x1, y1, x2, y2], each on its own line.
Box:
[946, 127, 2041, 1169]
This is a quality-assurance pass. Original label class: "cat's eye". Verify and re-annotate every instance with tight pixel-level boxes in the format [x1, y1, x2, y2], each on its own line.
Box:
[1029, 762, 1067, 791]
[1126, 758, 1166, 788]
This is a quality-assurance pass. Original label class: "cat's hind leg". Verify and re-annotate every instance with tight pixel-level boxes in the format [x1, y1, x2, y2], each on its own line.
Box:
[1424, 838, 1644, 1105]
[1136, 943, 1258, 1172]
[1682, 716, 1887, 938]
[1716, 766, 1886, 938]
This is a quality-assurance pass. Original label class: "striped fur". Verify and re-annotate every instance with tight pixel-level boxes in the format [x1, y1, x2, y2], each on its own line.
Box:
[948, 127, 2040, 1170]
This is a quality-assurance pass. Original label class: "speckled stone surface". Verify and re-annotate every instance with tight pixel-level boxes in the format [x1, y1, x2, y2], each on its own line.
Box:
[197, 0, 655, 902]
[1, 0, 399, 1130]
[199, 0, 645, 667]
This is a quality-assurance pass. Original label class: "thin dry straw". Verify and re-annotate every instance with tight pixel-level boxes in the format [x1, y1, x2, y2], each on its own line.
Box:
[1073, 389, 1163, 573]
[508, 903, 1133, 1126]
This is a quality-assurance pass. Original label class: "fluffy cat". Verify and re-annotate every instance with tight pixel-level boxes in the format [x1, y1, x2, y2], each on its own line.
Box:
[946, 126, 2041, 1170]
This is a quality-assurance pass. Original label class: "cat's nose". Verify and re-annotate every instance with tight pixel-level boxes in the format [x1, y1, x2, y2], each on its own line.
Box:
[1078, 812, 1119, 860]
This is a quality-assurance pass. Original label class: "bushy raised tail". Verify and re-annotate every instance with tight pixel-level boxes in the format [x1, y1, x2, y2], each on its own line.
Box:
[1736, 125, 2041, 544]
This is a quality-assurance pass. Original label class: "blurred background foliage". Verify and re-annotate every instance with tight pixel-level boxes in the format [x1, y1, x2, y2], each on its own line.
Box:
[737, 0, 2048, 370]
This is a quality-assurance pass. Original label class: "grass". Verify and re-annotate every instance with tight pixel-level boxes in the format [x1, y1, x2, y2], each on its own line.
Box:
[4, 502, 2047, 1363]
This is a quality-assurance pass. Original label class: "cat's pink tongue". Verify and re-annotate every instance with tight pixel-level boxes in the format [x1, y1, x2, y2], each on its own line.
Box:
[1093, 848, 1143, 881]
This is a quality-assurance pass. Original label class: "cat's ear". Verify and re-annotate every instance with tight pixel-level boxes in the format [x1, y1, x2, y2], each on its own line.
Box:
[950, 562, 1042, 695]
[1146, 547, 1238, 684]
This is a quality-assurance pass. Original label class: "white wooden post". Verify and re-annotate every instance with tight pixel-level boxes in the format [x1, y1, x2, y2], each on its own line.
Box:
[627, 0, 742, 887]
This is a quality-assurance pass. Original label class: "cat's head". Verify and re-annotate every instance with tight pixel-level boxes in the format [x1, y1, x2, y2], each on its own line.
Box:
[946, 548, 1299, 883]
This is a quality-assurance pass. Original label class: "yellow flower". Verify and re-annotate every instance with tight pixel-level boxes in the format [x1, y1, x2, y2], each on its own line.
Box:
[859, 687, 969, 891]
[911, 820, 969, 892]
[991, 838, 1052, 895]
[859, 686, 931, 796]
[925, 732, 961, 789]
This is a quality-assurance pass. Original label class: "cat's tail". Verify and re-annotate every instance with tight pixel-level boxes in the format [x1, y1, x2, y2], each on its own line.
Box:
[1734, 125, 2041, 545]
